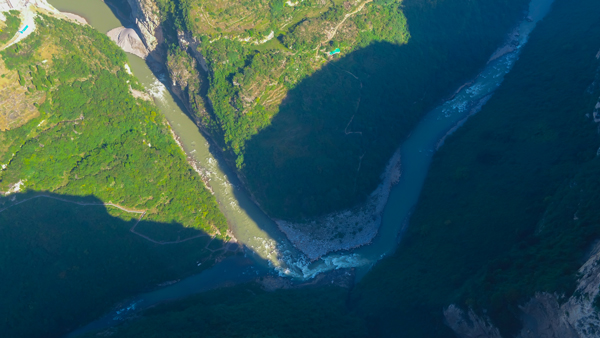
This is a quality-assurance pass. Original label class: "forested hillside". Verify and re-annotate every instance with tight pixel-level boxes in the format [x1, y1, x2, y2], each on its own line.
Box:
[0, 14, 232, 338]
[82, 283, 367, 338]
[88, 0, 600, 336]
[0, 14, 227, 234]
[353, 0, 600, 335]
[157, 0, 529, 219]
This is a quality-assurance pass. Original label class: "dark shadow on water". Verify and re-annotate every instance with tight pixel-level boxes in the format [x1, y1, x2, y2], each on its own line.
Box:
[238, 0, 529, 221]
[0, 191, 269, 338]
[103, 0, 133, 27]
[103, 3, 293, 248]
[92, 0, 529, 273]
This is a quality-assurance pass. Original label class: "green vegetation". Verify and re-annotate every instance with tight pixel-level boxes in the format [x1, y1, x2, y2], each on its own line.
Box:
[8, 0, 600, 336]
[353, 0, 600, 335]
[158, 0, 528, 219]
[83, 283, 367, 338]
[0, 193, 227, 338]
[167, 45, 206, 118]
[96, 0, 600, 336]
[159, 0, 409, 169]
[0, 15, 227, 236]
[0, 10, 20, 45]
[0, 14, 232, 338]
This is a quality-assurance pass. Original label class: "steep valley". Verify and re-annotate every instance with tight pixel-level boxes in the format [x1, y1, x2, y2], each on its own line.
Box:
[3, 0, 600, 337]
[122, 0, 531, 256]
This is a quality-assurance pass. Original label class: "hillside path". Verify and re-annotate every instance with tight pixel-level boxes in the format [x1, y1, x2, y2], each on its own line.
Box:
[0, 194, 216, 247]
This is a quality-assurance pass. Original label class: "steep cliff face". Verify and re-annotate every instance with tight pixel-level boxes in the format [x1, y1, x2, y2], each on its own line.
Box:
[126, 0, 162, 52]
[165, 46, 207, 121]
[124, 0, 215, 147]
[444, 242, 600, 338]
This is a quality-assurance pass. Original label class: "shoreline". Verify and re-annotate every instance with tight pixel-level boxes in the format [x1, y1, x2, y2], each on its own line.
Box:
[107, 26, 149, 59]
[273, 17, 528, 261]
[111, 0, 536, 265]
[436, 94, 493, 150]
[487, 27, 521, 63]
[167, 125, 240, 243]
[275, 149, 401, 261]
[62, 12, 87, 25]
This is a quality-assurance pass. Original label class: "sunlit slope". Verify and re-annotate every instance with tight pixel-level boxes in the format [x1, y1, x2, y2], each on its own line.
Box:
[0, 14, 234, 338]
[161, 0, 529, 219]
[119, 0, 600, 336]
[0, 14, 227, 235]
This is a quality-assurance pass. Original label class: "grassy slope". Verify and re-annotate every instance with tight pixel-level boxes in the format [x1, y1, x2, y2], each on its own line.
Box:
[353, 0, 600, 335]
[0, 15, 232, 338]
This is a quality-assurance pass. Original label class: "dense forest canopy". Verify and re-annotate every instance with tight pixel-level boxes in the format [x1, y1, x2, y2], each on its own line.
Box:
[1, 193, 231, 338]
[3, 0, 600, 337]
[0, 14, 227, 236]
[158, 0, 530, 219]
[353, 0, 600, 335]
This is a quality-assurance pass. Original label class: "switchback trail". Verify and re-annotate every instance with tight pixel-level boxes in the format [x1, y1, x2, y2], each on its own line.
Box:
[0, 194, 217, 247]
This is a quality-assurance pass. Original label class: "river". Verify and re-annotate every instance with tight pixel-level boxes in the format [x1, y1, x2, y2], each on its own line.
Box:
[44, 0, 554, 335]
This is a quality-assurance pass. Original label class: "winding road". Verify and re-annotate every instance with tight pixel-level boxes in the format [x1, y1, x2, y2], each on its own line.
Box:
[315, 0, 373, 56]
[0, 194, 218, 247]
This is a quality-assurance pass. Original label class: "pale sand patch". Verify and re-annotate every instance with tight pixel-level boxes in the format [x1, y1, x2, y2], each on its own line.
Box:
[276, 149, 402, 261]
[107, 26, 149, 59]
[129, 86, 151, 101]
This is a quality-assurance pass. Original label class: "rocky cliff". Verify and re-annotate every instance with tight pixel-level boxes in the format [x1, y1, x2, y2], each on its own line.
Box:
[126, 0, 162, 53]
[444, 241, 600, 338]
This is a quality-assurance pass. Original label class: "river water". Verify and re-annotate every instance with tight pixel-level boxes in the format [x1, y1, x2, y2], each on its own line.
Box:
[45, 0, 554, 335]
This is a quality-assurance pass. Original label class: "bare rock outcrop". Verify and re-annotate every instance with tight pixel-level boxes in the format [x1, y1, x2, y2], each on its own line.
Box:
[444, 241, 600, 338]
[126, 0, 162, 52]
[518, 293, 579, 338]
[444, 305, 503, 338]
[275, 149, 401, 261]
[177, 30, 209, 72]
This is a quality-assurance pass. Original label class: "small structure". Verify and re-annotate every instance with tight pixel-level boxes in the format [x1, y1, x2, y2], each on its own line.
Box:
[18, 25, 28, 34]
[329, 48, 340, 56]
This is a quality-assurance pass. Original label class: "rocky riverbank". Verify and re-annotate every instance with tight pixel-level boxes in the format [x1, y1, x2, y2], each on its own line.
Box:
[276, 150, 401, 260]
